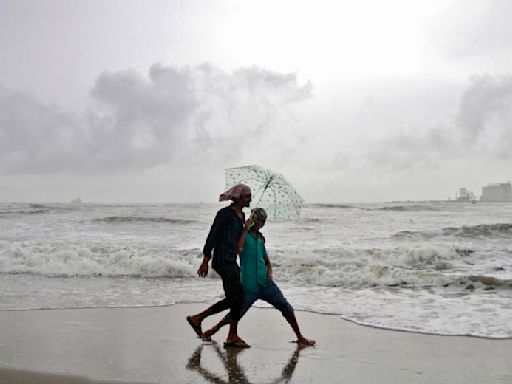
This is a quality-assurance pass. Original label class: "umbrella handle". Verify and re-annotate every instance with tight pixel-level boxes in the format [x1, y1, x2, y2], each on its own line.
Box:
[254, 176, 274, 207]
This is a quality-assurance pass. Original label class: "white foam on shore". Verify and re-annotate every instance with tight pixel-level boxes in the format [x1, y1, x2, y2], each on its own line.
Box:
[1, 274, 511, 339]
[0, 241, 201, 277]
[261, 283, 512, 339]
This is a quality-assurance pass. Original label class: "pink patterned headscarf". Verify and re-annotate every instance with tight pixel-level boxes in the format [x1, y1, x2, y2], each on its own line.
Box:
[219, 184, 252, 202]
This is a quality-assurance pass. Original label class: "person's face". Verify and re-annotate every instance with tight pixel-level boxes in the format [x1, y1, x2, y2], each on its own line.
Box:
[253, 218, 265, 230]
[239, 193, 252, 208]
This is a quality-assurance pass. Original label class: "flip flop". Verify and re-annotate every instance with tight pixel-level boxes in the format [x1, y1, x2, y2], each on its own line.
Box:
[291, 339, 316, 346]
[223, 340, 251, 349]
[186, 316, 203, 337]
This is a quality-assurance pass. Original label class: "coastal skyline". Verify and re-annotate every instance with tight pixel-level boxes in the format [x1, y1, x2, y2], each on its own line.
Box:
[2, 0, 512, 203]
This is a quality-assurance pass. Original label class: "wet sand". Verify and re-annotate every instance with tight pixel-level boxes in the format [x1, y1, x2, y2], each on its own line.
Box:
[0, 303, 510, 383]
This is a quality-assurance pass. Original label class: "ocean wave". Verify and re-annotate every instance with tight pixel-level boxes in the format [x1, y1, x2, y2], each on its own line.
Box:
[0, 203, 51, 215]
[307, 203, 355, 209]
[0, 203, 81, 216]
[92, 216, 196, 224]
[264, 246, 470, 288]
[0, 208, 50, 215]
[0, 240, 503, 291]
[442, 223, 512, 238]
[0, 242, 202, 277]
[469, 275, 512, 288]
[373, 204, 439, 212]
[394, 222, 512, 240]
[299, 218, 321, 223]
[392, 230, 437, 240]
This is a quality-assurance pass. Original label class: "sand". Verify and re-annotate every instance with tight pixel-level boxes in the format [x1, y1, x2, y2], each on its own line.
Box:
[0, 303, 510, 384]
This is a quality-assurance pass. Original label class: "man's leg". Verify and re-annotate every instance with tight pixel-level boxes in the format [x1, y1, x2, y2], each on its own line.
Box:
[217, 264, 247, 345]
[203, 291, 259, 340]
[186, 265, 240, 337]
[186, 297, 231, 337]
[260, 282, 315, 346]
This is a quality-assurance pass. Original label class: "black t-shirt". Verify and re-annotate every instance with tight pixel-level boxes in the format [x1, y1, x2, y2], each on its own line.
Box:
[202, 205, 245, 270]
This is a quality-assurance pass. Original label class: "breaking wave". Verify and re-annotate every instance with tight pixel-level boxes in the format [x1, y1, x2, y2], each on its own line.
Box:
[0, 237, 507, 291]
[0, 240, 468, 286]
[394, 222, 512, 239]
[0, 203, 79, 216]
[373, 204, 439, 212]
[268, 246, 466, 288]
[307, 203, 355, 209]
[442, 223, 512, 238]
[92, 216, 196, 224]
[469, 275, 512, 288]
[0, 241, 201, 277]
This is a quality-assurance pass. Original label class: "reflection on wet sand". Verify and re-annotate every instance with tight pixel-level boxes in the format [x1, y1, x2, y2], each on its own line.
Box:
[186, 343, 306, 384]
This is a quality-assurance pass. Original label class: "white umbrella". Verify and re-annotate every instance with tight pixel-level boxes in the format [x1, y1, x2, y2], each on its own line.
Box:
[225, 165, 304, 221]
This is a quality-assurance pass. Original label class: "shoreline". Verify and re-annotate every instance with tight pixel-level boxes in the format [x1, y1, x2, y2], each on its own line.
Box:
[2, 301, 511, 341]
[0, 303, 511, 383]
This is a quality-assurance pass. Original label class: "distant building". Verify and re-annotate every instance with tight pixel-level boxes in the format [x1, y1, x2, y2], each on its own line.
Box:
[456, 187, 475, 202]
[480, 182, 512, 202]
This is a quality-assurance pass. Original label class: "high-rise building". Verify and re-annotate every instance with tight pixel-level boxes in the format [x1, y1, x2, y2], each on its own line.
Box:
[480, 182, 512, 202]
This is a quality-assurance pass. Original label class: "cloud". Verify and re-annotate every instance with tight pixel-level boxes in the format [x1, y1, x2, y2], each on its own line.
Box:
[456, 75, 512, 148]
[427, 0, 512, 59]
[343, 74, 512, 173]
[0, 64, 312, 174]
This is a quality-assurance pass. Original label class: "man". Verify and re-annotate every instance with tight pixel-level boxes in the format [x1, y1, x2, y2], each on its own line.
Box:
[186, 183, 252, 348]
[202, 208, 315, 346]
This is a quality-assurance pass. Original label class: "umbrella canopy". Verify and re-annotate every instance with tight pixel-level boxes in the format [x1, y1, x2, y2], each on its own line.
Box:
[225, 165, 304, 221]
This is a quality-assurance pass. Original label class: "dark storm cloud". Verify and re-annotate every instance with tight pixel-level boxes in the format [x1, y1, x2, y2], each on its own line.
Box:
[0, 64, 311, 174]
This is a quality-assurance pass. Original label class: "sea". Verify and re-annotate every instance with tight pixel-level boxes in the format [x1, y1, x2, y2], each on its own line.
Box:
[1, 201, 511, 339]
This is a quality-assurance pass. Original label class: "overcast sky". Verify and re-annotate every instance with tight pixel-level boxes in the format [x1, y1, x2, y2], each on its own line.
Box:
[1, 0, 512, 203]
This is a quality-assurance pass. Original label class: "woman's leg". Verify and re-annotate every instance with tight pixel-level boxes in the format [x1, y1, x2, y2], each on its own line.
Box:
[260, 282, 315, 346]
[203, 291, 259, 340]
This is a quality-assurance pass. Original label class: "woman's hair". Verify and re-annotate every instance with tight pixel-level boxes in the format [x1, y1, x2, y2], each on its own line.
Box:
[251, 207, 268, 221]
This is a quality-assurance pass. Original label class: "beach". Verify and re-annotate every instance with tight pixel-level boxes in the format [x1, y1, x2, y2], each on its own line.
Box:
[0, 303, 510, 384]
[1, 202, 511, 383]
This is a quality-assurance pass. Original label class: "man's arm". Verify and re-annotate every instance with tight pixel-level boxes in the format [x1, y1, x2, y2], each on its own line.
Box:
[197, 255, 210, 277]
[202, 209, 227, 257]
[236, 217, 255, 254]
[198, 209, 227, 277]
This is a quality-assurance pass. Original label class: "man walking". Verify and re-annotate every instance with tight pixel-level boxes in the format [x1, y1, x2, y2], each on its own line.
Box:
[186, 184, 252, 348]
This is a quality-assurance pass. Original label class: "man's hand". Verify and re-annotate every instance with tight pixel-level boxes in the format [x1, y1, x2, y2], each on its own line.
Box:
[197, 258, 209, 277]
[267, 270, 273, 282]
[244, 216, 255, 230]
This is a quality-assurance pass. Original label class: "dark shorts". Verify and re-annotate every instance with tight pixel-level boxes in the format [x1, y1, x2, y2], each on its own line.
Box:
[224, 281, 294, 322]
[212, 263, 244, 321]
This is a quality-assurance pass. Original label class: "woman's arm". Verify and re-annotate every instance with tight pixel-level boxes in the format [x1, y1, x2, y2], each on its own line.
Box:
[264, 255, 273, 282]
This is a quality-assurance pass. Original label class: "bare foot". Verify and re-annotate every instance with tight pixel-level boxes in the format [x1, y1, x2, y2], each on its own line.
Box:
[202, 320, 225, 340]
[202, 329, 215, 341]
[201, 334, 212, 341]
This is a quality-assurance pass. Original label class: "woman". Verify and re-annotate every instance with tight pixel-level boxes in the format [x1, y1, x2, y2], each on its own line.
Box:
[202, 207, 315, 347]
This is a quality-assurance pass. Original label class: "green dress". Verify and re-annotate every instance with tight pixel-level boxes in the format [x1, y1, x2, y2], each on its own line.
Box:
[239, 232, 268, 293]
